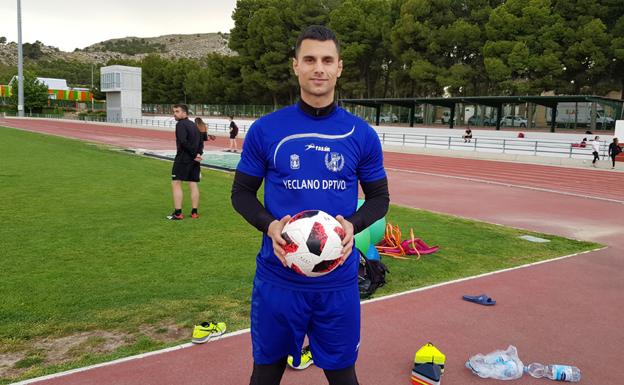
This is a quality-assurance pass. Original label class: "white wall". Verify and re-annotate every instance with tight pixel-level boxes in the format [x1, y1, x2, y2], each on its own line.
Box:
[102, 65, 142, 121]
[615, 121, 624, 140]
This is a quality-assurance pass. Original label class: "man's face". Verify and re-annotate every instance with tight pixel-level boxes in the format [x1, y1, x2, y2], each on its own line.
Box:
[293, 39, 343, 102]
[173, 107, 187, 121]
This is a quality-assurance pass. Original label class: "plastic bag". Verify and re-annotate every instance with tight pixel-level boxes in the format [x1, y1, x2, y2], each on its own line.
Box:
[465, 345, 524, 380]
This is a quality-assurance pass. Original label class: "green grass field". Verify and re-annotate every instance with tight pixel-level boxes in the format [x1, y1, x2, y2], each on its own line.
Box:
[0, 127, 599, 383]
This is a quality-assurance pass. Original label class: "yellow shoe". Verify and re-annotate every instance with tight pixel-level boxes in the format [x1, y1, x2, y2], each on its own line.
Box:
[287, 345, 313, 370]
[191, 321, 226, 344]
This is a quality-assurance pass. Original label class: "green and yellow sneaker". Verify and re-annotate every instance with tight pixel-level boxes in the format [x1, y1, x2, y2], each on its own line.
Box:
[287, 345, 313, 370]
[191, 321, 226, 344]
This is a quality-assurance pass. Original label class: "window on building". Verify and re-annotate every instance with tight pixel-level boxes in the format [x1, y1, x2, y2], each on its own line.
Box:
[101, 72, 121, 89]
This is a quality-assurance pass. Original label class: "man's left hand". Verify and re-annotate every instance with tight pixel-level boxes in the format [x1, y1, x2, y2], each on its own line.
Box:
[335, 215, 354, 265]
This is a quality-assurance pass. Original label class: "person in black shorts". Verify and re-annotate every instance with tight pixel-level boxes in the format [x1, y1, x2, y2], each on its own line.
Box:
[228, 115, 239, 152]
[167, 104, 202, 220]
[231, 25, 389, 385]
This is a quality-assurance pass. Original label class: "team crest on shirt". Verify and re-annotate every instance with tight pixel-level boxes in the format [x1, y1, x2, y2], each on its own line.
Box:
[290, 154, 300, 170]
[324, 152, 344, 172]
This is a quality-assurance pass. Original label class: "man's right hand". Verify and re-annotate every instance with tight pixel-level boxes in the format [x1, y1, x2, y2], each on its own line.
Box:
[266, 215, 292, 267]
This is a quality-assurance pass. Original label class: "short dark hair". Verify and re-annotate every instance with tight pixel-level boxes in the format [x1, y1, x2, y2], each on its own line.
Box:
[173, 104, 188, 114]
[295, 25, 340, 58]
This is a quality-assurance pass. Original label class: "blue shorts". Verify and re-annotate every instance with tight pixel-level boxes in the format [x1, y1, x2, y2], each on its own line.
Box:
[250, 278, 360, 370]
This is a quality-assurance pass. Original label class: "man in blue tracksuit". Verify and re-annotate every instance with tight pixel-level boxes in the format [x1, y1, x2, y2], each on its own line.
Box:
[231, 25, 389, 385]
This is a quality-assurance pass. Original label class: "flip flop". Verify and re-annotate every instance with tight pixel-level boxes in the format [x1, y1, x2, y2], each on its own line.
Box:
[462, 294, 496, 306]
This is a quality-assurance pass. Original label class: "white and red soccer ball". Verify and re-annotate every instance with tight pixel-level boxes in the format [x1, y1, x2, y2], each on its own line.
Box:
[281, 210, 346, 277]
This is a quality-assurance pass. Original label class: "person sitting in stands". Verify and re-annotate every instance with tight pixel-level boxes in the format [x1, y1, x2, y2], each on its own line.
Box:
[580, 138, 587, 148]
[463, 128, 473, 143]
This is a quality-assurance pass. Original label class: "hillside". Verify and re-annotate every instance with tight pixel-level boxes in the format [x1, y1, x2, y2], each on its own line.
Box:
[0, 32, 235, 65]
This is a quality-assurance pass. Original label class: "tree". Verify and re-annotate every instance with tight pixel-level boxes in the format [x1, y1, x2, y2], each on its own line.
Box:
[245, 5, 293, 105]
[329, 0, 394, 98]
[10, 71, 49, 112]
[4, 0, 621, 105]
[483, 0, 567, 94]
[0, 63, 15, 84]
[609, 15, 624, 98]
[185, 54, 245, 104]
[229, 0, 334, 104]
[391, 0, 486, 96]
[101, 38, 166, 55]
[22, 41, 44, 60]
[536, 0, 618, 94]
[29, 60, 95, 88]
[0, 36, 6, 44]
[230, 0, 286, 104]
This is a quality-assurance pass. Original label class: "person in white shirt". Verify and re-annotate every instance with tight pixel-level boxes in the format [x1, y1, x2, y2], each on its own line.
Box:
[591, 136, 601, 167]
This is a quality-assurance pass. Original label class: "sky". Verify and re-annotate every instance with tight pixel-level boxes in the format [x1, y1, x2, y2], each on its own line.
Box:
[0, 0, 237, 52]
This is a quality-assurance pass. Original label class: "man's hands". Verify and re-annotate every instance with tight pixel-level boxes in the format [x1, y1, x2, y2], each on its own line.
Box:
[266, 214, 355, 268]
[335, 215, 354, 265]
[194, 154, 203, 162]
[266, 215, 292, 267]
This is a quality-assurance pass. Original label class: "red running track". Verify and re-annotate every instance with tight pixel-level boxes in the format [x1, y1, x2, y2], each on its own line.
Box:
[2, 117, 622, 203]
[4, 118, 623, 385]
[0, 117, 218, 151]
[384, 152, 624, 203]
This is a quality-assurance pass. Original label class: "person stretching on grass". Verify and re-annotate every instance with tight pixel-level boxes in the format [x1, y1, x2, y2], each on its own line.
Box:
[231, 25, 389, 385]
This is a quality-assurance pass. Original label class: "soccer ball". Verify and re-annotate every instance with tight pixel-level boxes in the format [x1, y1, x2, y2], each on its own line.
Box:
[281, 210, 346, 277]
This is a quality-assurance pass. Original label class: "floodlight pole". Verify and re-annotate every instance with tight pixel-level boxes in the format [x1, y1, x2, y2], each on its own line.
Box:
[17, 0, 24, 117]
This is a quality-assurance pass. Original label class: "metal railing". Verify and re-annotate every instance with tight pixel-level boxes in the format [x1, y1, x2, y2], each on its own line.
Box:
[108, 117, 253, 134]
[376, 131, 609, 159]
[2, 113, 609, 159]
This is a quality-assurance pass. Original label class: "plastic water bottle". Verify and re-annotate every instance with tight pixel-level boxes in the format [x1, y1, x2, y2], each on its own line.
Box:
[525, 363, 581, 382]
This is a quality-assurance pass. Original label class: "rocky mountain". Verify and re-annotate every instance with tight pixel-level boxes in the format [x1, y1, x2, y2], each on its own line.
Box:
[0, 33, 235, 65]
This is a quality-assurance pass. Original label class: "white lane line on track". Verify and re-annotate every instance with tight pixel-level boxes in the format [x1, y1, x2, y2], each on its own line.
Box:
[386, 167, 624, 204]
[14, 247, 605, 385]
